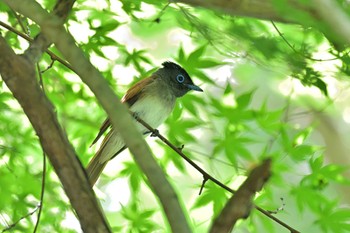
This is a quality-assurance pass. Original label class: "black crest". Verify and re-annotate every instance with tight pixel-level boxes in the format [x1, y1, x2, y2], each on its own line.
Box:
[162, 61, 190, 78]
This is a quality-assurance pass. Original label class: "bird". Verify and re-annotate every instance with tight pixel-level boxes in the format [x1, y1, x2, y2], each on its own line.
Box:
[86, 61, 203, 186]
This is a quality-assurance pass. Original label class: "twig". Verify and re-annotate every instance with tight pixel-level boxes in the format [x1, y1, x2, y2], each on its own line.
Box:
[270, 21, 338, 62]
[133, 113, 235, 193]
[153, 2, 170, 23]
[268, 198, 285, 214]
[33, 152, 46, 233]
[199, 175, 209, 195]
[10, 9, 28, 34]
[0, 21, 75, 72]
[40, 59, 55, 73]
[32, 63, 47, 233]
[1, 204, 40, 233]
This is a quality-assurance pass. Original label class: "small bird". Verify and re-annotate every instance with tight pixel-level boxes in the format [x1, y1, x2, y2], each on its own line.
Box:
[87, 61, 203, 186]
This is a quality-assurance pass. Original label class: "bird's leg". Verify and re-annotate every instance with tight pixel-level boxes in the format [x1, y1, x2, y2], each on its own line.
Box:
[150, 129, 159, 137]
[132, 111, 158, 137]
[131, 111, 139, 120]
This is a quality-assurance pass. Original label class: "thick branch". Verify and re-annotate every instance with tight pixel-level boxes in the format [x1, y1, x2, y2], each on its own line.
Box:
[0, 37, 110, 233]
[312, 0, 350, 45]
[0, 21, 74, 71]
[4, 0, 191, 232]
[23, 0, 75, 63]
[210, 159, 272, 233]
[177, 0, 349, 49]
[176, 0, 316, 24]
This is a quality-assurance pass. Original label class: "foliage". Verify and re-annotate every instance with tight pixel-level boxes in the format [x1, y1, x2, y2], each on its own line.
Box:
[1, 0, 350, 232]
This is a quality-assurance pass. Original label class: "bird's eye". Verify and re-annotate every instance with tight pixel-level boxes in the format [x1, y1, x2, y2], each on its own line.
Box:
[176, 74, 185, 83]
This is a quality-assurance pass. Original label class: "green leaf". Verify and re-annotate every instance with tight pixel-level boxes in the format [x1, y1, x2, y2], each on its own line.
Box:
[235, 90, 255, 109]
[309, 156, 324, 172]
[192, 182, 229, 216]
[188, 44, 207, 64]
[178, 46, 185, 63]
[290, 145, 315, 161]
[196, 59, 223, 68]
[314, 77, 328, 96]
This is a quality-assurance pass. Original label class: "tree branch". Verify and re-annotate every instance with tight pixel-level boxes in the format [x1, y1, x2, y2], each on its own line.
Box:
[0, 36, 110, 233]
[311, 0, 350, 45]
[0, 20, 75, 72]
[4, 0, 191, 232]
[209, 159, 272, 233]
[134, 113, 300, 233]
[177, 0, 349, 49]
[176, 0, 316, 24]
[23, 0, 75, 63]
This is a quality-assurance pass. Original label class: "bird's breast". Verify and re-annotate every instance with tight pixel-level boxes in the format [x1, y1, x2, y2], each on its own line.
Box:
[130, 94, 175, 131]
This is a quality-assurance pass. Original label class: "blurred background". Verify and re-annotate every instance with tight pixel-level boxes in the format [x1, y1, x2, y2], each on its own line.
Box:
[1, 0, 350, 232]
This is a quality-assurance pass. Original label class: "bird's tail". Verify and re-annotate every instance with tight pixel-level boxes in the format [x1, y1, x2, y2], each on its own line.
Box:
[87, 130, 126, 186]
[86, 150, 108, 187]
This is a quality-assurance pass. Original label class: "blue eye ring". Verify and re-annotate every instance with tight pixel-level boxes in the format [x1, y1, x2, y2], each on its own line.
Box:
[176, 74, 185, 83]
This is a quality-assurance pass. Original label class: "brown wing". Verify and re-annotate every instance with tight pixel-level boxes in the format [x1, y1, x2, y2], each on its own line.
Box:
[89, 75, 157, 147]
[121, 75, 156, 106]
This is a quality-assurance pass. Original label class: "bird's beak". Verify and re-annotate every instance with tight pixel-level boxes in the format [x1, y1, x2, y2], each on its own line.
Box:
[186, 84, 203, 92]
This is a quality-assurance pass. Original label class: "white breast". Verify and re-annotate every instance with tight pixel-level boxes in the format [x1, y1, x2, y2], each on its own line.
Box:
[98, 93, 176, 163]
[130, 94, 175, 132]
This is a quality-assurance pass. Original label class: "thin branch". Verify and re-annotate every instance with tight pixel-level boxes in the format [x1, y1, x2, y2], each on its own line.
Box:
[5, 1, 191, 232]
[133, 114, 300, 233]
[0, 21, 75, 72]
[268, 198, 285, 214]
[32, 63, 46, 233]
[152, 2, 170, 23]
[134, 114, 235, 193]
[1, 204, 40, 233]
[209, 159, 271, 233]
[10, 9, 28, 34]
[40, 59, 55, 73]
[33, 151, 46, 233]
[23, 0, 76, 63]
[270, 21, 339, 62]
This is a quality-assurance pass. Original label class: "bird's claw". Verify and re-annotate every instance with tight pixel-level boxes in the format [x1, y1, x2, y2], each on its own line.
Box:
[150, 129, 159, 137]
[132, 112, 139, 119]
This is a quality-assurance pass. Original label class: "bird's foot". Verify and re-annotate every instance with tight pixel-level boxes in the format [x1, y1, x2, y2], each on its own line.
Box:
[177, 144, 185, 151]
[151, 129, 159, 137]
[132, 111, 139, 120]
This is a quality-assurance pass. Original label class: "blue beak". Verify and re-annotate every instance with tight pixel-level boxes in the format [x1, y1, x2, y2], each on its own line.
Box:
[186, 84, 203, 92]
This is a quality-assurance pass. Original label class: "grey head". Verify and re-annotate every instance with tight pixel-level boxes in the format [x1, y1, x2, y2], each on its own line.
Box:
[155, 61, 203, 97]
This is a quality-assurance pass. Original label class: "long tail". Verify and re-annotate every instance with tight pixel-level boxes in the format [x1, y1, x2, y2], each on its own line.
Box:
[86, 130, 127, 186]
[86, 150, 108, 187]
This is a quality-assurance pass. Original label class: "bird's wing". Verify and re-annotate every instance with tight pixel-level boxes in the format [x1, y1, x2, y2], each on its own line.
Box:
[89, 75, 157, 147]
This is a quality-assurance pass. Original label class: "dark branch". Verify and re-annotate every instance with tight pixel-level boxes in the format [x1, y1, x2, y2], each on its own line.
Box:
[0, 0, 111, 231]
[1, 204, 40, 233]
[133, 113, 300, 233]
[0, 34, 111, 233]
[4, 1, 192, 232]
[23, 0, 76, 63]
[0, 20, 75, 73]
[209, 159, 271, 233]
